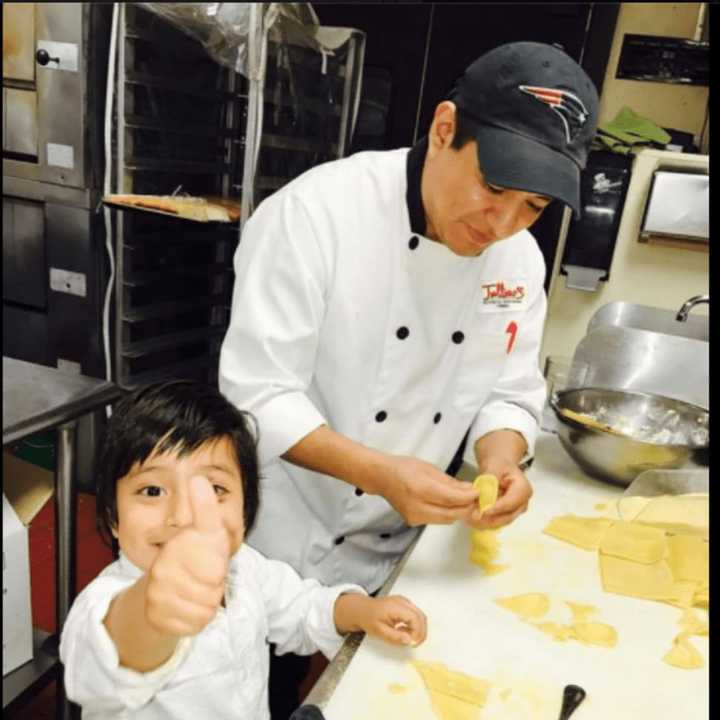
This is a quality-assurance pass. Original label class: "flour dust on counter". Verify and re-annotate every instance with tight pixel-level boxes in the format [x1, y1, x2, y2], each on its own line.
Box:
[322, 434, 709, 720]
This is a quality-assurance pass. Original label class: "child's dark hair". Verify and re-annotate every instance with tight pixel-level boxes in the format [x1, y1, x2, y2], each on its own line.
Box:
[95, 380, 260, 547]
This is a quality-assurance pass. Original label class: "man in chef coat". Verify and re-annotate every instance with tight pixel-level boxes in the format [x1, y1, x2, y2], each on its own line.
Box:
[219, 40, 598, 712]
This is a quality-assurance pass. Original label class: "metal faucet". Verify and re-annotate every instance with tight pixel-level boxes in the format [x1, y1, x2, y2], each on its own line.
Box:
[676, 294, 709, 322]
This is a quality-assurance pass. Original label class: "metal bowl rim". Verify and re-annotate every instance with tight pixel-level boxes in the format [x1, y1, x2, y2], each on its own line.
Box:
[551, 387, 709, 448]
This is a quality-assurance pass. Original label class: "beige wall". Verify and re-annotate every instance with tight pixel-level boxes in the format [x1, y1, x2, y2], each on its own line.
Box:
[540, 3, 710, 364]
[598, 3, 709, 151]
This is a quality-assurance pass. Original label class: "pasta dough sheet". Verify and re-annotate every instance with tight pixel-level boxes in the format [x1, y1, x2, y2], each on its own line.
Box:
[412, 661, 490, 720]
[494, 593, 550, 620]
[598, 521, 668, 564]
[543, 515, 615, 550]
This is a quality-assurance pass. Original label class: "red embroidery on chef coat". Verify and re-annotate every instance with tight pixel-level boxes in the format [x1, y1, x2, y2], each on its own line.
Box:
[505, 321, 518, 354]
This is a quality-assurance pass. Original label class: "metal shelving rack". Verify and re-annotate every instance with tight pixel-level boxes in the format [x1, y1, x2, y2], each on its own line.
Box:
[112, 3, 248, 389]
[111, 4, 364, 390]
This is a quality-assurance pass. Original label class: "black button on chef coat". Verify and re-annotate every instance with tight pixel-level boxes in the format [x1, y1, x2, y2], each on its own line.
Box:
[379, 533, 391, 539]
[375, 411, 387, 422]
[396, 326, 410, 340]
[408, 236, 419, 250]
[335, 536, 345, 545]
[355, 488, 364, 496]
[452, 331, 465, 344]
[433, 412, 442, 424]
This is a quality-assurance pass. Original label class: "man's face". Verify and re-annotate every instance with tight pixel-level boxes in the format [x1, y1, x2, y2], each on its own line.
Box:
[112, 435, 245, 572]
[423, 103, 552, 257]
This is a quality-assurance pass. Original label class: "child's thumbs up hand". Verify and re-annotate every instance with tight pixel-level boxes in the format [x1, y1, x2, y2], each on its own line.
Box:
[145, 476, 230, 637]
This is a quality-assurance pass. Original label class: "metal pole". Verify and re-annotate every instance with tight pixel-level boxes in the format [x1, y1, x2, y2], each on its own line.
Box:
[55, 421, 77, 720]
[240, 3, 263, 229]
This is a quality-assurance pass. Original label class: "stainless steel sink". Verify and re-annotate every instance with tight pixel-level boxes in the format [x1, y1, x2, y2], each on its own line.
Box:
[572, 325, 708, 410]
[587, 301, 708, 342]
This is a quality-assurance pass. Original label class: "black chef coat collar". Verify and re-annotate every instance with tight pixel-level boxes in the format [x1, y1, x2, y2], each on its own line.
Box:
[406, 136, 428, 236]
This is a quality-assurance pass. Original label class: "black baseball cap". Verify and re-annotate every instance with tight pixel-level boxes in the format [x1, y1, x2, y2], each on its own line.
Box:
[450, 42, 599, 218]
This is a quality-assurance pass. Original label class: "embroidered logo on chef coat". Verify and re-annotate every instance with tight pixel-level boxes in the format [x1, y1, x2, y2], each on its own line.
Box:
[480, 280, 527, 308]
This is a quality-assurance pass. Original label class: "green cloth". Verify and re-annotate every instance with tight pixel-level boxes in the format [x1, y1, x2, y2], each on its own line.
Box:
[592, 106, 671, 155]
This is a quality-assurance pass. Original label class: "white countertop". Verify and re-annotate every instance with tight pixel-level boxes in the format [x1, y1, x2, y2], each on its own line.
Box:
[322, 432, 709, 720]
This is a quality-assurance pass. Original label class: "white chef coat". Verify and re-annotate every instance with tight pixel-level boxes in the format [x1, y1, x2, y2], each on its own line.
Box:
[219, 140, 547, 593]
[59, 545, 364, 719]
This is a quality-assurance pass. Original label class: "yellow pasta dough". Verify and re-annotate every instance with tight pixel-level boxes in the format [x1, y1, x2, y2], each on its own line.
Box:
[662, 633, 704, 670]
[412, 661, 490, 720]
[599, 521, 668, 564]
[565, 601, 597, 623]
[678, 608, 709, 637]
[469, 475, 506, 574]
[599, 554, 677, 601]
[533, 621, 577, 642]
[667, 534, 709, 585]
[494, 593, 550, 620]
[473, 474, 499, 512]
[543, 515, 615, 550]
[572, 622, 618, 648]
[633, 494, 709, 539]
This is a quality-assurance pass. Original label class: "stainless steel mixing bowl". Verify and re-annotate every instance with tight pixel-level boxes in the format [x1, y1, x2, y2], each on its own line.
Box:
[551, 387, 709, 486]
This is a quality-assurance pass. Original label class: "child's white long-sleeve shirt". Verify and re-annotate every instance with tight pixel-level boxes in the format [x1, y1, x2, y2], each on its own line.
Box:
[60, 544, 366, 719]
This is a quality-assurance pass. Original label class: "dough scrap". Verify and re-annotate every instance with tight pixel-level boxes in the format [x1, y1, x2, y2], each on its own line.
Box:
[533, 621, 577, 642]
[572, 621, 618, 648]
[543, 515, 615, 550]
[662, 633, 704, 670]
[411, 661, 490, 720]
[598, 521, 668, 564]
[470, 529, 506, 575]
[665, 580, 700, 609]
[495, 593, 550, 620]
[565, 601, 597, 623]
[678, 608, 709, 637]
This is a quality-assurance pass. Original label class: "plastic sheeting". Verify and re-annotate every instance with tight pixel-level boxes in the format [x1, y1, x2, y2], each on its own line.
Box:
[138, 3, 351, 79]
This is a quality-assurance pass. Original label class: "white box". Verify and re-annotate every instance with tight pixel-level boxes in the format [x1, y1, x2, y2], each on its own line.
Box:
[3, 493, 33, 675]
[2, 452, 54, 676]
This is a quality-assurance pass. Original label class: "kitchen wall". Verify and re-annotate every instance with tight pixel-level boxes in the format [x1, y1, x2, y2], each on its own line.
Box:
[540, 3, 709, 365]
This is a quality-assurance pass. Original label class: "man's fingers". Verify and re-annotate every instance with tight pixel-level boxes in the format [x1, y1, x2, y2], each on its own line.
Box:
[427, 476, 479, 508]
[409, 503, 472, 525]
[484, 477, 532, 517]
[188, 475, 224, 534]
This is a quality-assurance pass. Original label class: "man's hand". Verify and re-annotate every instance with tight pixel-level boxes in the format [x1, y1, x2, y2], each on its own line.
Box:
[379, 456, 479, 526]
[465, 459, 532, 530]
[334, 593, 427, 647]
[145, 476, 230, 637]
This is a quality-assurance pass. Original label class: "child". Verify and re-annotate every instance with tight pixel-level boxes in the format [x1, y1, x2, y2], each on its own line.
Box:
[60, 380, 426, 719]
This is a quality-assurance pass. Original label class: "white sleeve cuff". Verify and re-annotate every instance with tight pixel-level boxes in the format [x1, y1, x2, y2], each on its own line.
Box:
[462, 404, 540, 469]
[305, 584, 368, 660]
[61, 581, 193, 712]
[253, 391, 327, 465]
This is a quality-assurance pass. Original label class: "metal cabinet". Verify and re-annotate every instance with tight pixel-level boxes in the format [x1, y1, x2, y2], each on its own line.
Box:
[3, 3, 111, 189]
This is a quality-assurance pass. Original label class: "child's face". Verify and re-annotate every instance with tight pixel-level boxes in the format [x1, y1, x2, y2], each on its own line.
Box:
[112, 435, 246, 572]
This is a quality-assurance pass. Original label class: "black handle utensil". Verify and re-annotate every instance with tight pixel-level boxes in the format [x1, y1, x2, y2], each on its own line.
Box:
[558, 684, 587, 720]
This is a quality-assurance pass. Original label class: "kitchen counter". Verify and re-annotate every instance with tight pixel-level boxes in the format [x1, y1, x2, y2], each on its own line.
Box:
[309, 431, 709, 720]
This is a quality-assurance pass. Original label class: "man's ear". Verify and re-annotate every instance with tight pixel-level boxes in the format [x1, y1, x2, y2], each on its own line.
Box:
[428, 101, 458, 154]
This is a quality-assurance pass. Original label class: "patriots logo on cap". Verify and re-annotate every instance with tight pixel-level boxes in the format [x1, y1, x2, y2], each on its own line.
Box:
[519, 85, 589, 144]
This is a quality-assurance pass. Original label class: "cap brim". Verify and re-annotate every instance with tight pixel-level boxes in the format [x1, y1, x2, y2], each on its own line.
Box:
[474, 125, 582, 218]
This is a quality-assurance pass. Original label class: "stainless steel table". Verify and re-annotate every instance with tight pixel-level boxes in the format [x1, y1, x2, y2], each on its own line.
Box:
[3, 357, 125, 719]
[303, 528, 424, 709]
